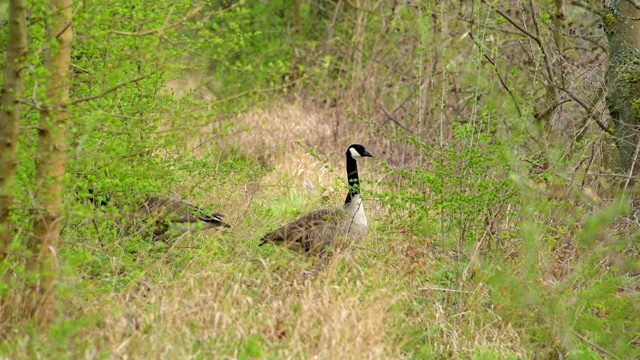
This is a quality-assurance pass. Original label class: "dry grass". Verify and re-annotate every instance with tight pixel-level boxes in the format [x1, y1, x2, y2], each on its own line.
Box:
[85, 103, 519, 359]
[78, 261, 397, 359]
[219, 103, 334, 162]
[33, 228, 524, 359]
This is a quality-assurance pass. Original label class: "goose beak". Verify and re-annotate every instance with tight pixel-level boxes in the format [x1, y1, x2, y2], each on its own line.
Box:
[362, 150, 374, 157]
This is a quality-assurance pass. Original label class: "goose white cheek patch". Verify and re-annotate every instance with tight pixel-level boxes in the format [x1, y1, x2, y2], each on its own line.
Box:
[349, 147, 362, 158]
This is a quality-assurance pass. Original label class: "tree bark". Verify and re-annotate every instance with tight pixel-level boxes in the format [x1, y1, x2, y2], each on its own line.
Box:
[602, 0, 640, 187]
[292, 0, 301, 31]
[25, 0, 73, 324]
[0, 0, 28, 260]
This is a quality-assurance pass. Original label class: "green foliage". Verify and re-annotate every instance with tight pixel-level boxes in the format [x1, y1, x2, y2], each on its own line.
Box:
[378, 114, 516, 247]
[197, 0, 314, 108]
[377, 98, 639, 358]
[238, 334, 263, 359]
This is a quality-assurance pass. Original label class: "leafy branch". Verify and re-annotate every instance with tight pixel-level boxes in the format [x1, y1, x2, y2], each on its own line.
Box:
[106, 4, 238, 37]
[72, 68, 166, 105]
[106, 5, 204, 37]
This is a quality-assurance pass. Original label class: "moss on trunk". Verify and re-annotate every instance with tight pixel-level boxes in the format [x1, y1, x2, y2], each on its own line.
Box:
[602, 0, 640, 185]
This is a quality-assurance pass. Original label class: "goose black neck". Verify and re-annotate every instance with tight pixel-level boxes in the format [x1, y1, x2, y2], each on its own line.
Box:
[345, 153, 360, 204]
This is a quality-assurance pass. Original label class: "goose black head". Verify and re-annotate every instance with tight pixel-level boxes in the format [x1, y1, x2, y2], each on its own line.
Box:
[347, 144, 374, 159]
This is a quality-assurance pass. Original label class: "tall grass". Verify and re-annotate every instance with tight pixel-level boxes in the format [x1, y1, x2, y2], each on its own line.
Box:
[3, 101, 637, 359]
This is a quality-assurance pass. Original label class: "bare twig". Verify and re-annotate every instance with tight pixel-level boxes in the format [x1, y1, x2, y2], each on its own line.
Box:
[419, 286, 473, 294]
[571, 0, 599, 15]
[575, 87, 608, 142]
[573, 331, 621, 360]
[208, 73, 311, 107]
[624, 133, 640, 189]
[549, 83, 613, 134]
[534, 98, 572, 121]
[32, 75, 40, 109]
[529, 0, 557, 88]
[17, 63, 153, 110]
[377, 101, 410, 132]
[481, 0, 565, 119]
[480, 0, 540, 43]
[468, 32, 522, 116]
[106, 4, 239, 38]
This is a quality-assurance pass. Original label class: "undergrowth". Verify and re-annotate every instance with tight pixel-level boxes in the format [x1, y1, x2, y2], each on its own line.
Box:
[2, 103, 639, 359]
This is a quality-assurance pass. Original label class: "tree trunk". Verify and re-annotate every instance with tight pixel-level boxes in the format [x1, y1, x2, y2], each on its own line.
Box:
[292, 0, 301, 31]
[0, 0, 28, 260]
[602, 0, 640, 187]
[25, 0, 73, 325]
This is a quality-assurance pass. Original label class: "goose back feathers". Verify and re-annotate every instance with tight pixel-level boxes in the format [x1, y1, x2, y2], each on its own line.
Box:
[137, 195, 229, 241]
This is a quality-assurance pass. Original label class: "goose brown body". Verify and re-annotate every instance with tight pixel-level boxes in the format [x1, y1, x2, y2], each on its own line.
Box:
[259, 144, 373, 255]
[138, 195, 229, 241]
[259, 205, 365, 254]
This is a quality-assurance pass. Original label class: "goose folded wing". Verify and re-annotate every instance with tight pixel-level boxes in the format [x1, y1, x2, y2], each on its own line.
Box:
[259, 207, 348, 252]
[141, 197, 205, 223]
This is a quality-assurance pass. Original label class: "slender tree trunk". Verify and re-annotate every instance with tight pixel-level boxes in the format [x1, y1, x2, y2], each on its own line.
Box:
[292, 0, 301, 31]
[602, 0, 640, 187]
[25, 0, 73, 324]
[0, 0, 28, 260]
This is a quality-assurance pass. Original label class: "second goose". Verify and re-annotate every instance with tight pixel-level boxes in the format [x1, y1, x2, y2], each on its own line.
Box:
[137, 195, 230, 241]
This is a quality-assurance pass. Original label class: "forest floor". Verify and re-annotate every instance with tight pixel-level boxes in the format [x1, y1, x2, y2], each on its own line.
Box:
[3, 101, 639, 359]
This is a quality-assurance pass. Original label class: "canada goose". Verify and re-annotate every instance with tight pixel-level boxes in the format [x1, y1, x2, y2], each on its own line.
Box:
[137, 195, 230, 241]
[259, 144, 374, 255]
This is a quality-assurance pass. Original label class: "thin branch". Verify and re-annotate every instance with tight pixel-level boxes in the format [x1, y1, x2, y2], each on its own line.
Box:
[624, 133, 640, 189]
[480, 0, 540, 44]
[20, 69, 166, 107]
[571, 0, 600, 15]
[550, 83, 613, 134]
[573, 331, 621, 360]
[419, 286, 473, 294]
[106, 5, 205, 37]
[32, 75, 40, 109]
[208, 73, 311, 107]
[575, 87, 607, 142]
[105, 4, 238, 37]
[481, 0, 560, 106]
[71, 68, 165, 105]
[469, 32, 522, 117]
[534, 98, 572, 121]
[529, 0, 556, 87]
[377, 101, 410, 132]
